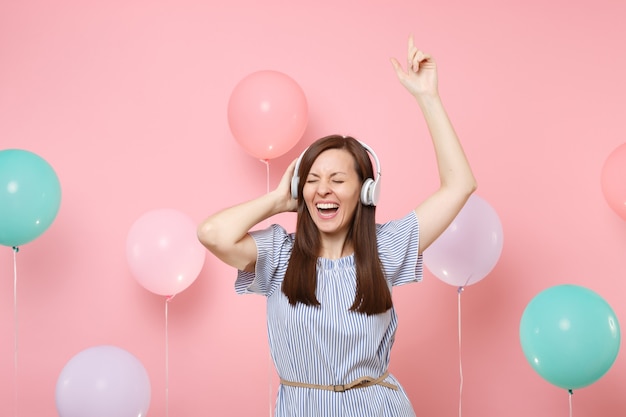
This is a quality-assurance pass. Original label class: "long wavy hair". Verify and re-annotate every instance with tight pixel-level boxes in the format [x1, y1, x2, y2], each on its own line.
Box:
[281, 135, 392, 315]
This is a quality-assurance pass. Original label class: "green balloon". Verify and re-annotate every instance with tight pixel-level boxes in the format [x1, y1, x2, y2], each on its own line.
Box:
[0, 149, 62, 247]
[519, 284, 620, 390]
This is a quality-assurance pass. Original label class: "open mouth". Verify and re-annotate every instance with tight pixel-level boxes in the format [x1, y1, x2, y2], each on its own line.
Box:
[316, 202, 339, 215]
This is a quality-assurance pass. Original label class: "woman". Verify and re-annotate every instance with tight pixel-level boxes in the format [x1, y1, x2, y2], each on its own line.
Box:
[197, 35, 476, 417]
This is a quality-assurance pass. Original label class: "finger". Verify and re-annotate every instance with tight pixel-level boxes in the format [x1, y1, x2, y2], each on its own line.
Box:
[288, 158, 298, 174]
[390, 57, 402, 72]
[408, 38, 419, 72]
[390, 57, 408, 79]
[415, 50, 432, 63]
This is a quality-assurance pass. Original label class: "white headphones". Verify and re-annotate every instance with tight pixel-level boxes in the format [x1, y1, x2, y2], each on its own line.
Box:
[290, 140, 382, 206]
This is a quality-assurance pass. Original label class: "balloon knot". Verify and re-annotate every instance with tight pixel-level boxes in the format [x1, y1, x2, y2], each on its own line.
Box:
[166, 294, 175, 302]
[12, 246, 19, 253]
[457, 286, 464, 294]
[568, 389, 573, 395]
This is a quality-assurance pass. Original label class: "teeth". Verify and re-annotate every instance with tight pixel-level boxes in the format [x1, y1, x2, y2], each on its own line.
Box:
[317, 203, 338, 209]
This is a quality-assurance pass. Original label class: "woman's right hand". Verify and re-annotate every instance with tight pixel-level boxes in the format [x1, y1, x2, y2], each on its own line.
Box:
[198, 158, 300, 272]
[274, 158, 299, 212]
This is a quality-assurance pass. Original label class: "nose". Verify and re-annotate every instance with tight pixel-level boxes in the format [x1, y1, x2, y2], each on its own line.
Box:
[316, 180, 332, 196]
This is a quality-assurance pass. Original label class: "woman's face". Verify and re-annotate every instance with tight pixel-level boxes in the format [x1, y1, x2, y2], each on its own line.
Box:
[302, 148, 361, 239]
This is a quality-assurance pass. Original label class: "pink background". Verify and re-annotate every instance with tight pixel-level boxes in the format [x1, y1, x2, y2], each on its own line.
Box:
[2, 0, 626, 416]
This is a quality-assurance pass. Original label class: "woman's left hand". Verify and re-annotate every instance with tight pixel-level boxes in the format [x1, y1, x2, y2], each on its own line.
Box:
[391, 35, 438, 98]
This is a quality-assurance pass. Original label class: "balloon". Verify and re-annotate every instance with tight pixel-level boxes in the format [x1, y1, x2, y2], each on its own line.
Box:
[126, 208, 206, 296]
[55, 345, 151, 417]
[519, 284, 620, 390]
[601, 143, 626, 221]
[227, 70, 308, 160]
[423, 194, 503, 287]
[0, 149, 61, 247]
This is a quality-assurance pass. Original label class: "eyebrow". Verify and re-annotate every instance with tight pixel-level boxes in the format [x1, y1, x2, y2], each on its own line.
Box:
[307, 171, 348, 178]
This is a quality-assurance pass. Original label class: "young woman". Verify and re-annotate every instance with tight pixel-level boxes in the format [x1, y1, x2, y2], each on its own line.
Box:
[198, 35, 476, 417]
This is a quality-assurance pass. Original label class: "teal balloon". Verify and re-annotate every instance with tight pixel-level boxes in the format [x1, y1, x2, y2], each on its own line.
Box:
[519, 284, 620, 390]
[0, 149, 62, 247]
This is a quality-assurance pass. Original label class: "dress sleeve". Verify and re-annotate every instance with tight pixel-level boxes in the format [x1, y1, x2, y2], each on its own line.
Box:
[235, 224, 294, 297]
[376, 211, 423, 287]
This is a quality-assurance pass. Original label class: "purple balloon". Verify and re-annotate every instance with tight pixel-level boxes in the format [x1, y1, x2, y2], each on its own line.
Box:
[423, 194, 503, 287]
[56, 345, 151, 417]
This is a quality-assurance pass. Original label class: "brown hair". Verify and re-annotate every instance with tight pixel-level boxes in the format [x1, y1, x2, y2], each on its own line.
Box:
[281, 135, 392, 315]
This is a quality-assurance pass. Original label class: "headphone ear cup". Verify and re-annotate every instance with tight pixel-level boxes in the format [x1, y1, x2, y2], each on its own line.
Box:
[291, 175, 299, 200]
[360, 178, 374, 206]
[370, 177, 381, 206]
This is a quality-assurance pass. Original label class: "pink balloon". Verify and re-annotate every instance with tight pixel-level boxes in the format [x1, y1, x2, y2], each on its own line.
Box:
[126, 209, 206, 296]
[228, 70, 308, 160]
[56, 345, 151, 417]
[423, 194, 503, 287]
[601, 143, 626, 221]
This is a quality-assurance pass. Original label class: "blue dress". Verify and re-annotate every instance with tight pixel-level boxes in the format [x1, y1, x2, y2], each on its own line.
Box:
[236, 211, 423, 417]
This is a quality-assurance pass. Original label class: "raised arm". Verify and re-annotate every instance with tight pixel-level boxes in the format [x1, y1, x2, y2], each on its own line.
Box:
[391, 35, 477, 254]
[197, 159, 298, 272]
